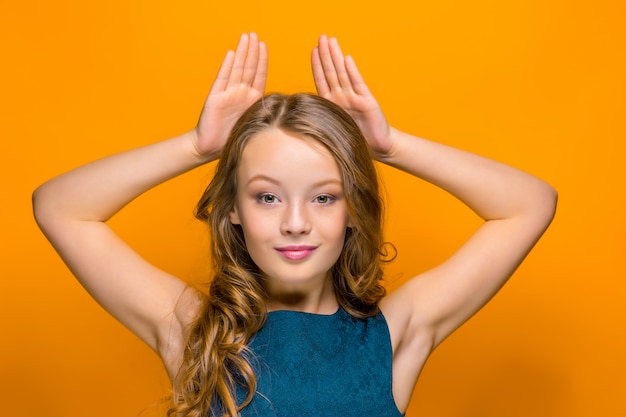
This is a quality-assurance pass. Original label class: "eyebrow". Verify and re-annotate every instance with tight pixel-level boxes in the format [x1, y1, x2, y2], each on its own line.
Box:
[246, 174, 343, 188]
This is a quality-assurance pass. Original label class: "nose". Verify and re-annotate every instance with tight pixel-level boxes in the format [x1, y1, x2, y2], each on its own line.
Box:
[280, 202, 312, 235]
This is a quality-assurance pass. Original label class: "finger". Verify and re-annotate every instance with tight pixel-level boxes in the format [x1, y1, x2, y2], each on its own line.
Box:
[328, 37, 352, 91]
[311, 46, 330, 97]
[209, 50, 236, 94]
[345, 55, 372, 97]
[228, 33, 249, 85]
[252, 40, 268, 92]
[317, 35, 340, 90]
[241, 32, 259, 85]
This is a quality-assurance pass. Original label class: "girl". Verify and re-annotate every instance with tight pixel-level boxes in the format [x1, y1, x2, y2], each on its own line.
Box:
[33, 33, 557, 416]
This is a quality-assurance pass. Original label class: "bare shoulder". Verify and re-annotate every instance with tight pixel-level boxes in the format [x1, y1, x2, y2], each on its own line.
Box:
[380, 281, 435, 411]
[156, 285, 207, 381]
[380, 276, 436, 353]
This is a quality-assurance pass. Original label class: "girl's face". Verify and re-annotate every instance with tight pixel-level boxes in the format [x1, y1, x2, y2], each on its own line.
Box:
[230, 127, 351, 296]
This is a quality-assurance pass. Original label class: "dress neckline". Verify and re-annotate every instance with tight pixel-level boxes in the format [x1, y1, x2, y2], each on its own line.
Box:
[267, 306, 343, 317]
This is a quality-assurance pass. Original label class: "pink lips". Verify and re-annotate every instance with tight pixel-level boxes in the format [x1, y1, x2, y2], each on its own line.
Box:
[275, 245, 318, 261]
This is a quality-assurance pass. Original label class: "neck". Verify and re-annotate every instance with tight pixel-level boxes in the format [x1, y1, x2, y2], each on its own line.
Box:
[264, 275, 338, 314]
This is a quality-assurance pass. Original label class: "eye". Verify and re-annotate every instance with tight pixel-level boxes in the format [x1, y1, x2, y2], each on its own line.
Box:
[259, 194, 279, 204]
[314, 194, 335, 205]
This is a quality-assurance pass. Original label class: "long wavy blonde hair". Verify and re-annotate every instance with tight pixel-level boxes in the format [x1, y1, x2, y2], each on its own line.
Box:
[169, 93, 390, 417]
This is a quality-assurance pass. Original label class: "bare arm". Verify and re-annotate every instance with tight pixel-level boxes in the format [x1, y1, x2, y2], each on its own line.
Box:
[33, 133, 207, 354]
[379, 127, 557, 346]
[32, 34, 268, 365]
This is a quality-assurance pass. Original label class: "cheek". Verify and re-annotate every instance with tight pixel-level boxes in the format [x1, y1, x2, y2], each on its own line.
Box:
[319, 211, 350, 242]
[237, 208, 274, 242]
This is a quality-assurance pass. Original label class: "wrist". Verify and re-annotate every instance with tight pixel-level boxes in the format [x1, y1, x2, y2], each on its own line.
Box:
[187, 129, 220, 164]
[373, 127, 401, 164]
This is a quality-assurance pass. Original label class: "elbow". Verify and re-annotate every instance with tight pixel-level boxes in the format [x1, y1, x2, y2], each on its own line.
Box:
[32, 183, 56, 232]
[32, 185, 47, 229]
[534, 181, 558, 229]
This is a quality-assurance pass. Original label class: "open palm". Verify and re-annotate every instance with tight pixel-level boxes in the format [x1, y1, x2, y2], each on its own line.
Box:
[312, 35, 393, 158]
[194, 33, 268, 159]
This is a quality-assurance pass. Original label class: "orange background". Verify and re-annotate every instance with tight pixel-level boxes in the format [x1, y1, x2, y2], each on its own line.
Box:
[2, 1, 624, 416]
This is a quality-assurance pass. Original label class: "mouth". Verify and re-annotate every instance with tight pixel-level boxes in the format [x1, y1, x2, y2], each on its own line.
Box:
[274, 245, 318, 261]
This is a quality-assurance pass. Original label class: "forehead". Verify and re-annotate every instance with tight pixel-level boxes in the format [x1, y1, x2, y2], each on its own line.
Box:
[237, 128, 342, 185]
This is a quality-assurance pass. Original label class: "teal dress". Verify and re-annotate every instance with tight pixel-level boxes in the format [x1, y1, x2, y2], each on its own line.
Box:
[231, 307, 404, 417]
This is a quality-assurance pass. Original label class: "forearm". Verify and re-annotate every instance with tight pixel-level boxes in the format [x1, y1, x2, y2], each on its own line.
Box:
[33, 130, 210, 224]
[379, 128, 557, 222]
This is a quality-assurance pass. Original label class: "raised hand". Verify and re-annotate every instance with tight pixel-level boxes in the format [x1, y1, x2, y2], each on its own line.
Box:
[312, 35, 393, 158]
[193, 33, 268, 159]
